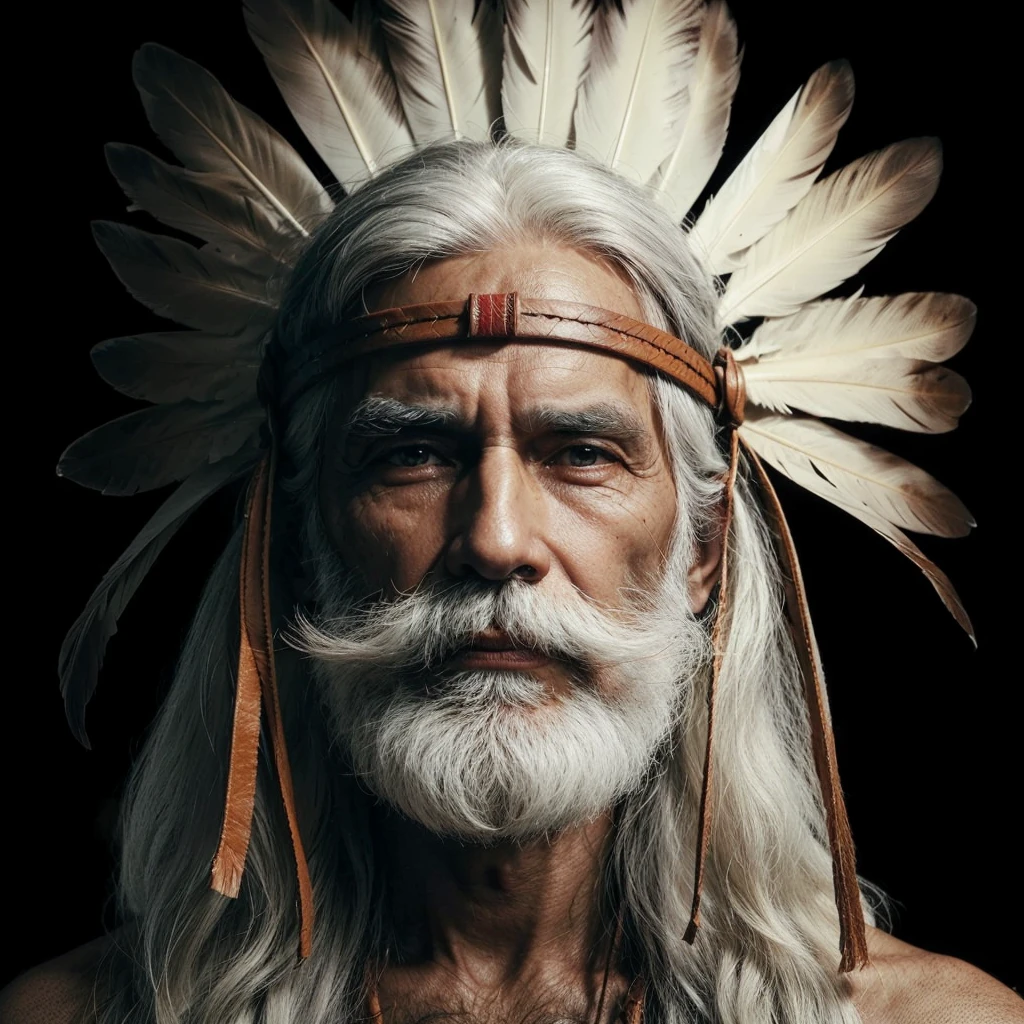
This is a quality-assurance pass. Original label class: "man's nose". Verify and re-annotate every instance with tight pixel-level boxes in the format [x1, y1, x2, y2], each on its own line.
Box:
[444, 447, 551, 582]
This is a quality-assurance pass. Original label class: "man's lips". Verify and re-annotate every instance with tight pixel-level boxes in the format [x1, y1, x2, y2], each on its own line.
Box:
[445, 632, 552, 670]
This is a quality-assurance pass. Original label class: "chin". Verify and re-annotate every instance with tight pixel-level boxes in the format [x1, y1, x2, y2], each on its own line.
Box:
[323, 666, 678, 842]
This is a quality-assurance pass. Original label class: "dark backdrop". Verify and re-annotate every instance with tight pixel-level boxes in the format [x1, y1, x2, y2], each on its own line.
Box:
[9, 0, 1020, 995]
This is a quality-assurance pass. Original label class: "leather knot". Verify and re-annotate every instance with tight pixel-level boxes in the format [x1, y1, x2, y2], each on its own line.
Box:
[714, 348, 746, 425]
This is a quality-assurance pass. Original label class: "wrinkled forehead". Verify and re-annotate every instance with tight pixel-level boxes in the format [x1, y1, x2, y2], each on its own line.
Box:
[331, 244, 662, 434]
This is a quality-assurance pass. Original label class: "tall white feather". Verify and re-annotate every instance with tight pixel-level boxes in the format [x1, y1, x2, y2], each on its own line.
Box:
[378, 0, 503, 145]
[691, 60, 854, 273]
[132, 44, 332, 238]
[738, 411, 973, 538]
[738, 292, 976, 362]
[718, 138, 942, 324]
[501, 0, 593, 147]
[574, 0, 703, 184]
[649, 1, 740, 219]
[243, 0, 415, 189]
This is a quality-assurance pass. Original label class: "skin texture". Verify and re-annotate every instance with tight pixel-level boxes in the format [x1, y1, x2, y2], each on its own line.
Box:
[4, 244, 1020, 1022]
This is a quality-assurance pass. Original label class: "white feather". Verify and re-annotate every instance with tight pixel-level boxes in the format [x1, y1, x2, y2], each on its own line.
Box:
[501, 0, 593, 147]
[132, 44, 332, 237]
[692, 60, 854, 273]
[738, 291, 976, 362]
[244, 0, 415, 188]
[741, 353, 970, 433]
[738, 411, 973, 538]
[718, 138, 942, 324]
[378, 0, 503, 145]
[649, 1, 740, 219]
[574, 0, 703, 184]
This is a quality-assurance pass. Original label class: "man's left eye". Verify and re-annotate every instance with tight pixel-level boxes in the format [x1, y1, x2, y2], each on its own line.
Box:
[384, 445, 445, 467]
[556, 445, 615, 468]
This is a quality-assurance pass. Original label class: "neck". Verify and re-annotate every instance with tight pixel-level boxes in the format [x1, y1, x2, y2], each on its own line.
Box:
[373, 805, 621, 990]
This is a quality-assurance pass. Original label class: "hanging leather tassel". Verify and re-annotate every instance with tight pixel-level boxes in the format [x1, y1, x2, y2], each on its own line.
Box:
[743, 442, 869, 973]
[210, 446, 315, 959]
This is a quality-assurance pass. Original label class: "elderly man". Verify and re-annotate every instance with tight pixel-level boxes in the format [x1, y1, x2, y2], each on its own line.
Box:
[4, 1, 1021, 1022]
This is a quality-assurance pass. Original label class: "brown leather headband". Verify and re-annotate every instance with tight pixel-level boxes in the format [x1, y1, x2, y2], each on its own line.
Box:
[275, 294, 719, 414]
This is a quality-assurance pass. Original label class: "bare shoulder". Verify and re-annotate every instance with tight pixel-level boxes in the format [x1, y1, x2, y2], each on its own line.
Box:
[849, 927, 1023, 1024]
[0, 938, 110, 1024]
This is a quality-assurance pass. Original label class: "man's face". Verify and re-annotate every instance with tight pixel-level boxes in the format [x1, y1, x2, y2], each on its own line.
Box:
[321, 243, 686, 633]
[306, 244, 717, 839]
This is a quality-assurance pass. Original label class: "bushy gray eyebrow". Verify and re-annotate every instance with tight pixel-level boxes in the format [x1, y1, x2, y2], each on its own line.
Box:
[340, 396, 653, 456]
[341, 396, 462, 437]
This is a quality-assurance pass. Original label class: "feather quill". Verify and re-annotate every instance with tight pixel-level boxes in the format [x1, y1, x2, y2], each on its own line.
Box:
[649, 1, 740, 219]
[738, 411, 973, 538]
[91, 329, 264, 405]
[57, 399, 265, 496]
[574, 0, 704, 184]
[59, 449, 260, 745]
[132, 44, 332, 236]
[378, 0, 503, 145]
[719, 139, 941, 324]
[501, 0, 593, 147]
[244, 0, 415, 188]
[692, 61, 853, 272]
[105, 144, 302, 269]
[93, 222, 277, 336]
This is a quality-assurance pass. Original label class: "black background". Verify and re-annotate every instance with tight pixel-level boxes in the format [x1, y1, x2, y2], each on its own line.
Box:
[8, 0, 1020, 995]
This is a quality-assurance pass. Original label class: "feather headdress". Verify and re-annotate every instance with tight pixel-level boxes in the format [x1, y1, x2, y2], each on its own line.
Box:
[58, 0, 974, 974]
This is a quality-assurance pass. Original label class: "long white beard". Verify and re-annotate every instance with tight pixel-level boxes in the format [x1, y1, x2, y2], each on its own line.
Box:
[293, 550, 710, 841]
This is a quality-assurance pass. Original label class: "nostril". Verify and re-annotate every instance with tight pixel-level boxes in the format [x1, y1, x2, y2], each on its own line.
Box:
[513, 564, 538, 579]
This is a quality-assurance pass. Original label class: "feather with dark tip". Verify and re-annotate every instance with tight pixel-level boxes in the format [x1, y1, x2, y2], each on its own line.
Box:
[378, 0, 503, 145]
[574, 0, 704, 184]
[92, 221, 278, 335]
[57, 400, 265, 496]
[91, 329, 265, 404]
[132, 43, 332, 235]
[649, 0, 740, 219]
[501, 0, 594, 147]
[59, 450, 261, 745]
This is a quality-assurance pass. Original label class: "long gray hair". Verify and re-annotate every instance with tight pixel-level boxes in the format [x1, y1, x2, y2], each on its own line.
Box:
[93, 141, 874, 1024]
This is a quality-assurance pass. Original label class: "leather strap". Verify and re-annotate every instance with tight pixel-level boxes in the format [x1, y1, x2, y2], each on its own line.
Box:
[275, 294, 718, 413]
[211, 449, 314, 959]
[743, 440, 869, 972]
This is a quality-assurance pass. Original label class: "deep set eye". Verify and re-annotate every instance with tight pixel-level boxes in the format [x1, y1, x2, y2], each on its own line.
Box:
[384, 445, 446, 468]
[556, 445, 616, 468]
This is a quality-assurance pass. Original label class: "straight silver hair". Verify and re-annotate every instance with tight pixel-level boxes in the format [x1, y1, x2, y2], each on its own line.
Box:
[92, 141, 876, 1024]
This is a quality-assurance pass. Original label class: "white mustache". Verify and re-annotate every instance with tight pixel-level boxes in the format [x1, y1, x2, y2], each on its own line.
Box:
[291, 575, 704, 679]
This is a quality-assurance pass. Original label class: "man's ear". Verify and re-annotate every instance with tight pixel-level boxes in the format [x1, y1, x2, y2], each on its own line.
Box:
[687, 508, 725, 615]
